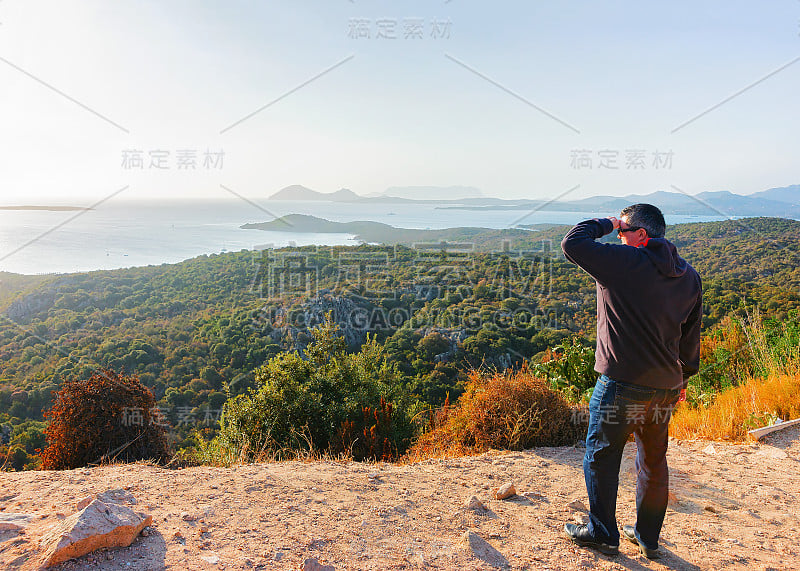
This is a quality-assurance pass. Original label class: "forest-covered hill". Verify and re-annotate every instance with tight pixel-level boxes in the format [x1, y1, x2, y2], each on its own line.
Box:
[1, 217, 798, 463]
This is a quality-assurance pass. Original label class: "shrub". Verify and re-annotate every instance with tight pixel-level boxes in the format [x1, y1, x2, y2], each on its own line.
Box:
[40, 369, 171, 470]
[671, 372, 800, 441]
[688, 308, 800, 407]
[532, 336, 596, 403]
[215, 316, 413, 462]
[405, 366, 585, 461]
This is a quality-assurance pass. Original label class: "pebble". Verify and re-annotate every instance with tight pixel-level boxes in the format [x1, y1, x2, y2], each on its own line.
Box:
[567, 499, 587, 511]
[465, 495, 485, 510]
[301, 557, 335, 571]
[493, 482, 516, 500]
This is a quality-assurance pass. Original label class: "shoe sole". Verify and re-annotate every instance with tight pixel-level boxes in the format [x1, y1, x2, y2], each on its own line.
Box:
[565, 529, 619, 556]
[622, 530, 661, 559]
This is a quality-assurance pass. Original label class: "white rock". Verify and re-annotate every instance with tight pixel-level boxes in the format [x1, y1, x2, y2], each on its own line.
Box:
[37, 499, 151, 567]
[702, 444, 717, 455]
[0, 513, 34, 531]
[493, 482, 516, 500]
[201, 553, 221, 564]
[465, 496, 485, 510]
[199, 504, 215, 517]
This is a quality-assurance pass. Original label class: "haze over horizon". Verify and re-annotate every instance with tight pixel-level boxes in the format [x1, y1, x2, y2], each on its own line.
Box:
[1, 1, 799, 205]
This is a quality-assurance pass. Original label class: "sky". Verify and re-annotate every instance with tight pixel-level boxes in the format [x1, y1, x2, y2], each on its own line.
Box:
[0, 0, 798, 204]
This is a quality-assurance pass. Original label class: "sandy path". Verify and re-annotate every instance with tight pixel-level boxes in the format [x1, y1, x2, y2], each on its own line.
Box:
[1, 428, 799, 570]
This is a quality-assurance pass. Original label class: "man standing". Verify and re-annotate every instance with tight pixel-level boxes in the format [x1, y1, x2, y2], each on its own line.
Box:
[560, 204, 702, 559]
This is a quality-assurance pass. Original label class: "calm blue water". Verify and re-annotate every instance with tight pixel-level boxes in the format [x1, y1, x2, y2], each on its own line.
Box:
[0, 199, 733, 274]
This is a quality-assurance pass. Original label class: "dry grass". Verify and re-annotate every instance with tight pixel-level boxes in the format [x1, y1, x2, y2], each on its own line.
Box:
[673, 308, 800, 441]
[671, 372, 800, 441]
[403, 367, 585, 462]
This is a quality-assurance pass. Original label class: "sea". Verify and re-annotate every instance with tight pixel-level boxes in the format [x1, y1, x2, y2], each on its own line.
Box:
[0, 199, 735, 275]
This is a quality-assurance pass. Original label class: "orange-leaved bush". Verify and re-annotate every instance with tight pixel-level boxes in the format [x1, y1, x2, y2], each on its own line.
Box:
[405, 366, 586, 461]
[40, 369, 171, 470]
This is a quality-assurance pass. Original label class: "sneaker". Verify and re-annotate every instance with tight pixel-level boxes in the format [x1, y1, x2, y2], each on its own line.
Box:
[564, 523, 619, 556]
[622, 525, 661, 559]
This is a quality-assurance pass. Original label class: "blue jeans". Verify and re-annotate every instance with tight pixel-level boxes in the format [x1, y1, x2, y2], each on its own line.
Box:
[583, 375, 680, 549]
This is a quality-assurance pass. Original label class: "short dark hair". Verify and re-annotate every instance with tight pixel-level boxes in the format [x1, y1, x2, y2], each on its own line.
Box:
[620, 203, 666, 238]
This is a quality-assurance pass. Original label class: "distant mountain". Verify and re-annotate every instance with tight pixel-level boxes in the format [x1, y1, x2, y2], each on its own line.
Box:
[436, 188, 800, 218]
[566, 190, 800, 216]
[268, 185, 361, 202]
[748, 185, 800, 206]
[383, 186, 484, 200]
[266, 183, 800, 217]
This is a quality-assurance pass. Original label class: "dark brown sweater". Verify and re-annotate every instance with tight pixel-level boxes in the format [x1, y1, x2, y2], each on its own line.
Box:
[561, 218, 702, 390]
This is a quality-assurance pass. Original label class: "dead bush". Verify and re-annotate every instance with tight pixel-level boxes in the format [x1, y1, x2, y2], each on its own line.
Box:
[40, 369, 170, 470]
[405, 366, 586, 461]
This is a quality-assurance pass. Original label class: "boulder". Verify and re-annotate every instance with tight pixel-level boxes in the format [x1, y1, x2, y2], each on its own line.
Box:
[37, 499, 151, 567]
[76, 489, 137, 511]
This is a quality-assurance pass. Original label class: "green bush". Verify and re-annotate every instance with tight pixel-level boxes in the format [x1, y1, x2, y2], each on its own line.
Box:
[216, 315, 413, 461]
[532, 336, 597, 403]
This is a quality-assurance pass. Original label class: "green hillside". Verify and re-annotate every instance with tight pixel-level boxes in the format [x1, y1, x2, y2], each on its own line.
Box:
[1, 217, 798, 468]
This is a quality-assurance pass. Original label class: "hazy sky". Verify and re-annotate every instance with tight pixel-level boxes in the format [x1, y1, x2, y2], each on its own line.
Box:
[1, 1, 798, 203]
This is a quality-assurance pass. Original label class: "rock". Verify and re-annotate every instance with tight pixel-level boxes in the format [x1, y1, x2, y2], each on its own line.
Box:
[465, 496, 485, 510]
[300, 557, 335, 571]
[566, 499, 587, 511]
[408, 550, 426, 566]
[199, 504, 215, 517]
[702, 444, 717, 455]
[181, 512, 197, 522]
[76, 489, 137, 511]
[493, 482, 516, 500]
[0, 513, 34, 531]
[201, 553, 221, 564]
[756, 447, 788, 460]
[37, 499, 151, 567]
[141, 527, 151, 537]
[703, 504, 719, 514]
[462, 530, 508, 568]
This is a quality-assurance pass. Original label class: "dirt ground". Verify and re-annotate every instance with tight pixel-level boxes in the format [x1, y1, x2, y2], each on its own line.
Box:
[2, 427, 799, 570]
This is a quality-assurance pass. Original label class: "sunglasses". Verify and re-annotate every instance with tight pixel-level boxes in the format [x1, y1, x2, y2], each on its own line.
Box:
[617, 226, 643, 236]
